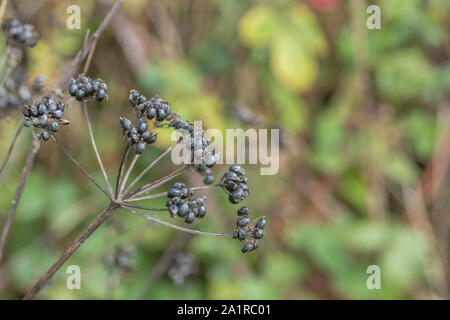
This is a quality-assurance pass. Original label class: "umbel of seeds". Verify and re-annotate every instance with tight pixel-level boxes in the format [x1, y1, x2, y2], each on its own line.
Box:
[22, 96, 68, 140]
[69, 75, 108, 102]
[1, 18, 39, 47]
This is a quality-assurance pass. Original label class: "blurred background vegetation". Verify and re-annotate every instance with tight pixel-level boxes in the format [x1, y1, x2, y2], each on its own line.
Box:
[0, 0, 449, 299]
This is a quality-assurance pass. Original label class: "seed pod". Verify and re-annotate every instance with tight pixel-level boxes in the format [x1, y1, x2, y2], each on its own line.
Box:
[197, 205, 206, 218]
[253, 229, 263, 239]
[255, 218, 266, 230]
[96, 89, 106, 102]
[23, 118, 32, 127]
[137, 120, 148, 133]
[120, 118, 132, 131]
[236, 216, 250, 228]
[168, 188, 182, 198]
[156, 109, 166, 121]
[54, 110, 63, 119]
[32, 117, 39, 127]
[50, 121, 59, 132]
[229, 189, 244, 204]
[57, 103, 65, 112]
[22, 107, 30, 117]
[69, 84, 78, 95]
[237, 229, 246, 241]
[135, 142, 146, 154]
[129, 90, 139, 105]
[169, 205, 178, 216]
[173, 182, 184, 189]
[146, 134, 157, 144]
[76, 89, 85, 101]
[39, 114, 48, 127]
[129, 134, 139, 145]
[38, 103, 46, 115]
[30, 105, 38, 117]
[237, 206, 248, 216]
[241, 242, 255, 253]
[223, 171, 239, 182]
[147, 107, 156, 120]
[185, 212, 195, 224]
[230, 165, 246, 176]
[41, 131, 50, 141]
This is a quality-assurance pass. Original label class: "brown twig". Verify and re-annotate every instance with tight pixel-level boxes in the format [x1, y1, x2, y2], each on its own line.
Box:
[0, 137, 40, 263]
[23, 202, 119, 299]
[0, 123, 23, 178]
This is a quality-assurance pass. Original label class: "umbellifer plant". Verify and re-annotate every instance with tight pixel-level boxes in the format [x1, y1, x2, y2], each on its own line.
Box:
[0, 0, 266, 300]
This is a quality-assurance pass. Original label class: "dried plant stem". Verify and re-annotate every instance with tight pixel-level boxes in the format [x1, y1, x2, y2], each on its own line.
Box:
[0, 124, 23, 178]
[118, 202, 168, 212]
[126, 185, 220, 203]
[123, 143, 178, 195]
[52, 135, 111, 199]
[125, 166, 187, 200]
[122, 206, 233, 238]
[0, 0, 8, 26]
[83, 102, 114, 196]
[54, 0, 123, 94]
[23, 202, 119, 300]
[0, 137, 40, 263]
[115, 145, 130, 199]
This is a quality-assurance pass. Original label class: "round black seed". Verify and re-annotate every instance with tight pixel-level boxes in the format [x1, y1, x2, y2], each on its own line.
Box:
[41, 131, 50, 141]
[50, 121, 59, 132]
[39, 114, 48, 127]
[23, 118, 32, 127]
[54, 110, 63, 119]
[30, 105, 38, 117]
[197, 206, 206, 218]
[75, 89, 85, 101]
[69, 84, 78, 95]
[96, 89, 106, 101]
[238, 229, 246, 241]
[147, 107, 156, 120]
[130, 134, 139, 145]
[168, 188, 182, 198]
[241, 242, 254, 253]
[169, 205, 178, 216]
[178, 202, 189, 217]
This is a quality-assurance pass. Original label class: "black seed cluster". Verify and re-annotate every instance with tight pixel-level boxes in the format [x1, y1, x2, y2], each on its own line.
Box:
[69, 75, 107, 102]
[120, 116, 158, 154]
[129, 89, 171, 122]
[232, 206, 266, 253]
[166, 182, 207, 224]
[104, 246, 135, 272]
[221, 165, 250, 204]
[22, 96, 67, 140]
[2, 18, 39, 47]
